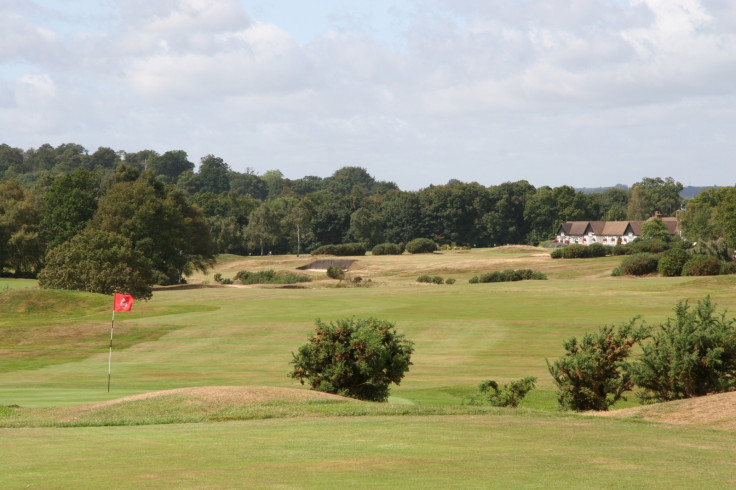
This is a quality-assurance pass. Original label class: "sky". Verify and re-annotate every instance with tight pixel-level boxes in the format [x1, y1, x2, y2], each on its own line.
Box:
[1, 0, 734, 191]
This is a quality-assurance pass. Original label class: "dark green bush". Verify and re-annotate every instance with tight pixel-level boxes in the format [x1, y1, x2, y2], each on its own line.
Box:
[500, 269, 523, 281]
[471, 269, 546, 283]
[326, 266, 345, 280]
[657, 248, 691, 277]
[405, 238, 437, 254]
[213, 273, 223, 283]
[478, 272, 499, 283]
[289, 317, 414, 402]
[587, 243, 608, 257]
[611, 244, 629, 256]
[724, 261, 736, 275]
[620, 253, 659, 276]
[234, 269, 312, 284]
[681, 255, 723, 276]
[628, 239, 667, 254]
[445, 278, 456, 285]
[547, 320, 650, 411]
[371, 243, 403, 255]
[311, 244, 338, 255]
[431, 276, 444, 284]
[337, 243, 367, 256]
[550, 248, 563, 259]
[467, 377, 537, 408]
[311, 243, 366, 256]
[561, 244, 590, 259]
[417, 275, 432, 283]
[220, 277, 233, 285]
[633, 297, 736, 403]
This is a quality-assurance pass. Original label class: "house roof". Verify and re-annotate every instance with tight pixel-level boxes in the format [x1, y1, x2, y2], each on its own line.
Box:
[557, 221, 591, 235]
[601, 221, 633, 236]
[557, 217, 677, 237]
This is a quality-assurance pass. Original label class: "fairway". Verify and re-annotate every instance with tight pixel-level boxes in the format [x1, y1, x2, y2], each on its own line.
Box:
[2, 247, 736, 487]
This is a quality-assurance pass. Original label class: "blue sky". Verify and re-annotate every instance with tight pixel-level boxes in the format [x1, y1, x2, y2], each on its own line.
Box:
[1, 0, 734, 190]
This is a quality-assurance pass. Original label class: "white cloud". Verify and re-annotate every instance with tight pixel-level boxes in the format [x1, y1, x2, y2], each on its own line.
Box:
[0, 0, 734, 188]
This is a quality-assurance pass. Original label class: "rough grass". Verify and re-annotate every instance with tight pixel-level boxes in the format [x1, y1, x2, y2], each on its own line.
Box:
[590, 391, 736, 431]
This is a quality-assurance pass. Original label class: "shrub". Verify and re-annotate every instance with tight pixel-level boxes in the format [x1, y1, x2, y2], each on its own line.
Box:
[326, 266, 345, 280]
[619, 253, 659, 276]
[432, 276, 444, 284]
[371, 243, 403, 255]
[405, 238, 437, 254]
[628, 239, 667, 254]
[213, 273, 223, 283]
[681, 255, 722, 276]
[234, 269, 312, 284]
[311, 243, 366, 256]
[311, 244, 338, 255]
[611, 266, 622, 277]
[336, 243, 367, 256]
[550, 248, 563, 259]
[546, 320, 650, 411]
[502, 269, 524, 281]
[657, 248, 691, 277]
[467, 377, 537, 408]
[633, 297, 736, 403]
[587, 243, 608, 258]
[561, 244, 589, 259]
[471, 269, 546, 283]
[724, 261, 736, 275]
[478, 272, 499, 283]
[220, 277, 233, 285]
[445, 278, 456, 285]
[611, 244, 629, 256]
[417, 275, 432, 283]
[289, 317, 414, 402]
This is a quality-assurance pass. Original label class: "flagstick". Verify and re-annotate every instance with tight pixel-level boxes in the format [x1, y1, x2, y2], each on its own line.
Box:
[108, 309, 115, 392]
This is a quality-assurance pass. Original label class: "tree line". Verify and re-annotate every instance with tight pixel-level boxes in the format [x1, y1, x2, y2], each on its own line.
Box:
[0, 142, 730, 293]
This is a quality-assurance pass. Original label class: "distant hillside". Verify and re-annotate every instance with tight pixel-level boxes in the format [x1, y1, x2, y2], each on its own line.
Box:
[576, 185, 720, 199]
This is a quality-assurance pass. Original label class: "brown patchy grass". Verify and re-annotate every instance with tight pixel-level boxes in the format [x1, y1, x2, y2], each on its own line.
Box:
[589, 391, 736, 431]
[85, 385, 352, 409]
[1, 386, 360, 427]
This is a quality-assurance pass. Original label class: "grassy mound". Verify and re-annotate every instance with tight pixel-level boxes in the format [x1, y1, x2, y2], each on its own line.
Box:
[0, 386, 506, 428]
[589, 391, 736, 431]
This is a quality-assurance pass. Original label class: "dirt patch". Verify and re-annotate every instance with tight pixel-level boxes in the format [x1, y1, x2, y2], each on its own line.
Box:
[589, 391, 736, 431]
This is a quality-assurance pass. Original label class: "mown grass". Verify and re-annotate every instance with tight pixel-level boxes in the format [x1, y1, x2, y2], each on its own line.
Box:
[1, 249, 735, 487]
[3, 414, 736, 488]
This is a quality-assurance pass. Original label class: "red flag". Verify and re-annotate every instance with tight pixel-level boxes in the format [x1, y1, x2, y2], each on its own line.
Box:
[113, 293, 134, 312]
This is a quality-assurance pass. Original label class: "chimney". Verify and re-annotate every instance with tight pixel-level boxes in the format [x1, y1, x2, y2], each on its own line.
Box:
[653, 211, 662, 219]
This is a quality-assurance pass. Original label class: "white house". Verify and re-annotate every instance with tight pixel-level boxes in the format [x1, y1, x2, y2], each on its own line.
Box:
[555, 213, 678, 246]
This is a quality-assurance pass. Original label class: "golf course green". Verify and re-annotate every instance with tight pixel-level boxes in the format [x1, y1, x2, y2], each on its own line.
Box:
[2, 247, 735, 488]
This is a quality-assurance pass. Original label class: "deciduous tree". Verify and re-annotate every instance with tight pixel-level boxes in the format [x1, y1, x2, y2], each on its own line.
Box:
[38, 229, 153, 299]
